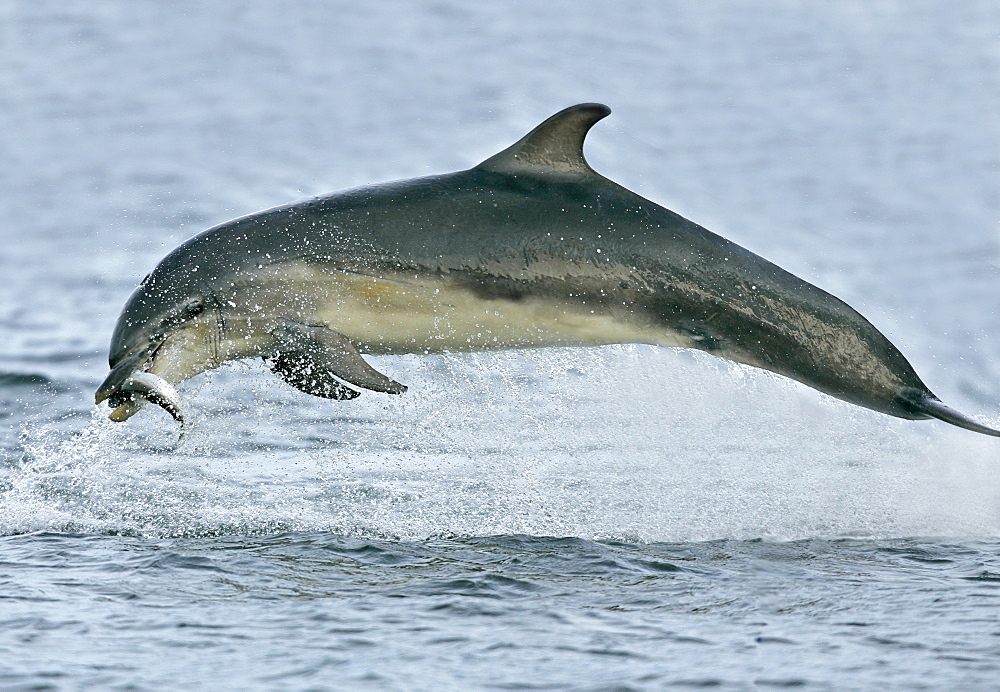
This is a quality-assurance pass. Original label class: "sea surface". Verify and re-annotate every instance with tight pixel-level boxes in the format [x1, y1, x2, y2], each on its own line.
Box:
[2, 1, 1000, 689]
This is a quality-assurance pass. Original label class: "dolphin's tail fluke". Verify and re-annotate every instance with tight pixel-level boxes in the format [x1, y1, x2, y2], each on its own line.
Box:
[899, 389, 1000, 437]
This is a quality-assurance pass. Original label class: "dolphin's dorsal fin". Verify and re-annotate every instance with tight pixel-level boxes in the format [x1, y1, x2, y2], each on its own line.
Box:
[475, 103, 611, 177]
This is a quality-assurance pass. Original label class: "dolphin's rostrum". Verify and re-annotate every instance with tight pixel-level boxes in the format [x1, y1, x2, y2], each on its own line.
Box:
[96, 103, 1000, 437]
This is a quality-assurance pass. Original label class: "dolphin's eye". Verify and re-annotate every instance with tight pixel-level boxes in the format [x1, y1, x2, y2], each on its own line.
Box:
[182, 300, 206, 318]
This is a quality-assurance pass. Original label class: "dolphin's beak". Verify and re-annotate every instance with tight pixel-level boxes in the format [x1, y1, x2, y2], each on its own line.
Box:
[108, 396, 146, 422]
[95, 343, 159, 405]
[95, 341, 185, 425]
[94, 348, 153, 404]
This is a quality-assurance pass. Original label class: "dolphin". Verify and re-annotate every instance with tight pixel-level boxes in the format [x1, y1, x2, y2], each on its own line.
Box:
[95, 103, 1000, 437]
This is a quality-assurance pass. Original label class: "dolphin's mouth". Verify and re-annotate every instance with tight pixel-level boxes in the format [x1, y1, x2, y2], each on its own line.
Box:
[95, 340, 185, 426]
[95, 342, 159, 405]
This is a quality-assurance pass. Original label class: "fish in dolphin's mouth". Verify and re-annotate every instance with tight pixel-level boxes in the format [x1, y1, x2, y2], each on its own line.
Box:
[105, 371, 185, 425]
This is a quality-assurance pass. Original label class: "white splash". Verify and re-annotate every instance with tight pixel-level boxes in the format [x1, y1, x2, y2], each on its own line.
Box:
[4, 347, 999, 541]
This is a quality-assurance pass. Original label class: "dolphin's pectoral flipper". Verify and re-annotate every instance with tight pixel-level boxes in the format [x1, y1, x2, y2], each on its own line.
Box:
[267, 321, 407, 400]
[267, 352, 361, 401]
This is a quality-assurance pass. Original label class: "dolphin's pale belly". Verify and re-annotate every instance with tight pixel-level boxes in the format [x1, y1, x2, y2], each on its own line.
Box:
[280, 262, 689, 353]
[308, 268, 684, 354]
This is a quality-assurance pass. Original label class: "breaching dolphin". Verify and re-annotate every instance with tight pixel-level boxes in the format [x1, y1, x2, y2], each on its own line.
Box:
[95, 103, 1000, 437]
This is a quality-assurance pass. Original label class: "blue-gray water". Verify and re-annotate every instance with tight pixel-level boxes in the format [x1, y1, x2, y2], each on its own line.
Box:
[2, 532, 1000, 689]
[2, 2, 999, 689]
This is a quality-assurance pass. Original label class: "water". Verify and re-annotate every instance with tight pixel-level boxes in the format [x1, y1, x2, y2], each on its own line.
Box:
[2, 533, 999, 689]
[3, 1, 1000, 689]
